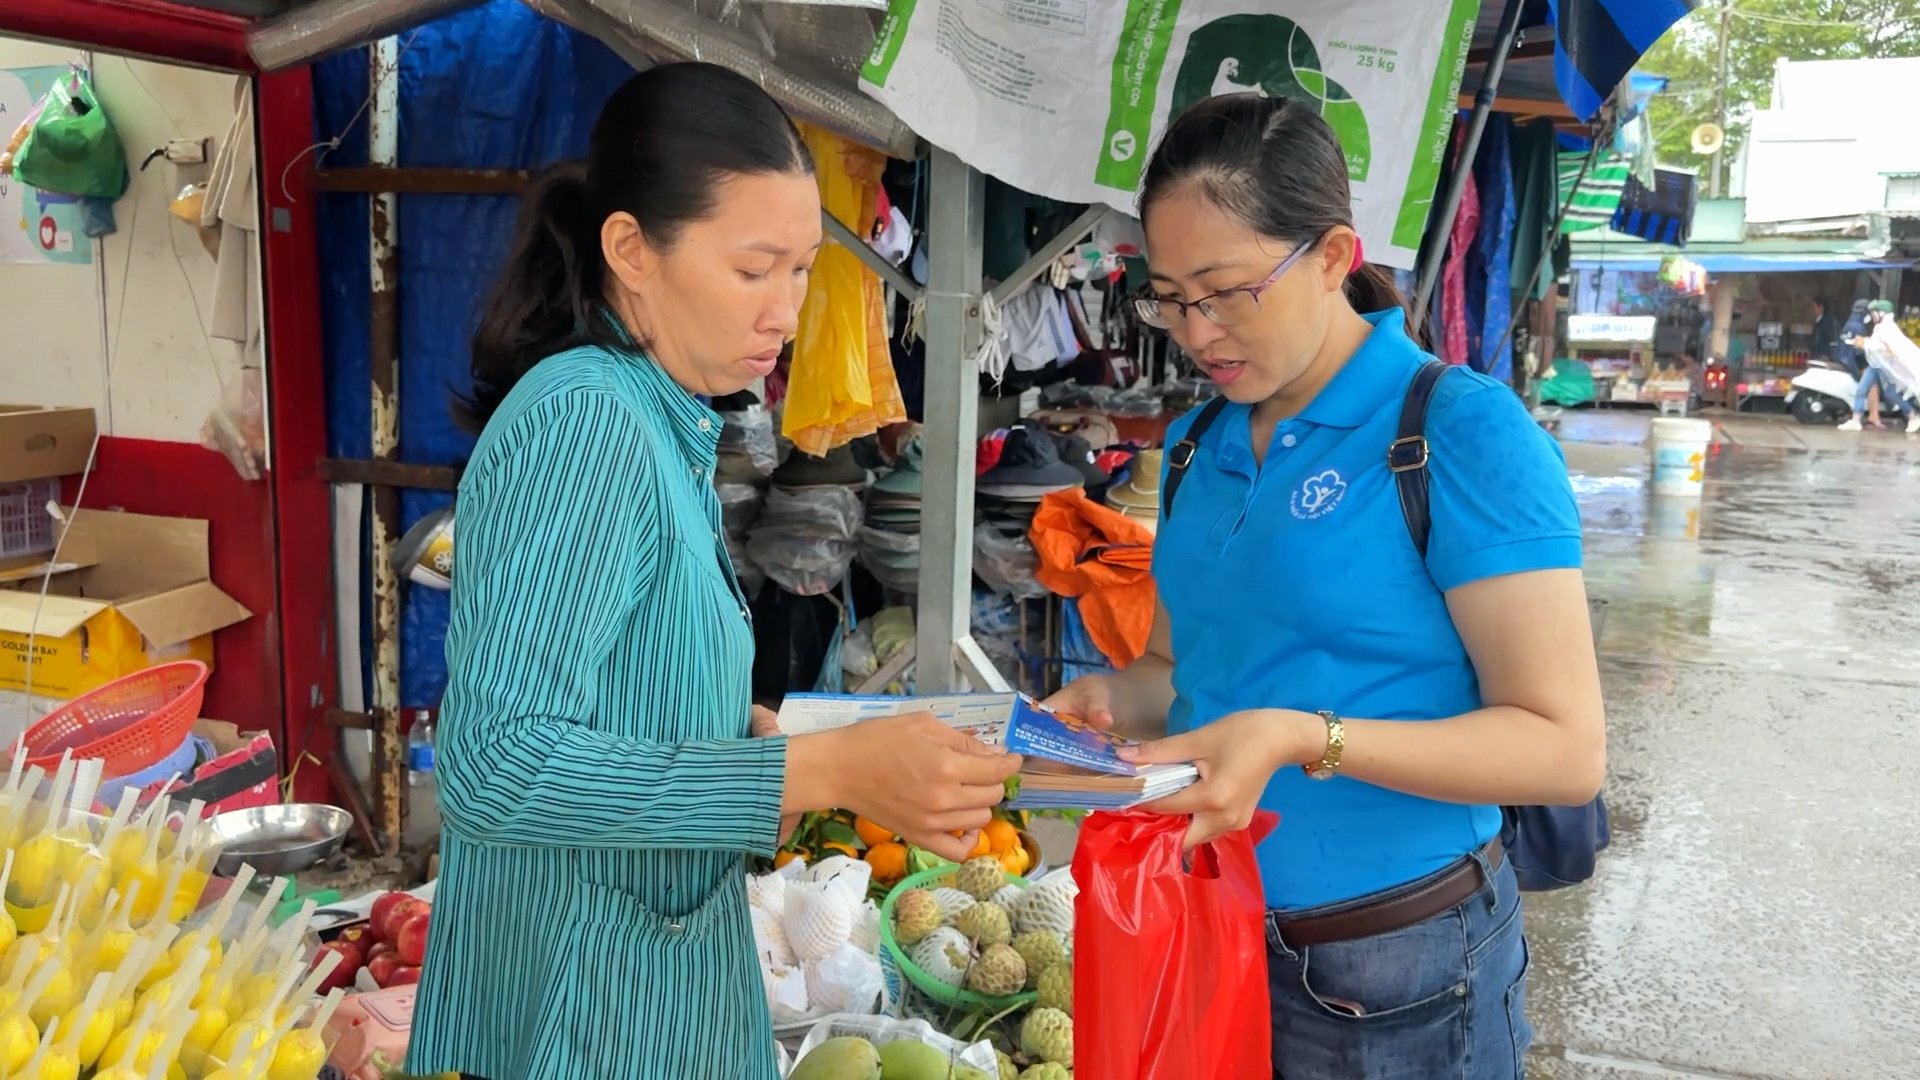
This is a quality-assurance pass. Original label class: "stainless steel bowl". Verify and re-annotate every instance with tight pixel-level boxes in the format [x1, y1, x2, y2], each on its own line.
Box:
[208, 803, 353, 877]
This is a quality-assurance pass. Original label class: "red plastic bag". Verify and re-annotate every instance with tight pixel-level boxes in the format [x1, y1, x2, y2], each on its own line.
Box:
[1072, 809, 1277, 1080]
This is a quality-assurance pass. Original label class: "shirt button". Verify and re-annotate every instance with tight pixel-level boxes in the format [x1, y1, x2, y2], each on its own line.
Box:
[697, 418, 713, 432]
[1280, 433, 1298, 448]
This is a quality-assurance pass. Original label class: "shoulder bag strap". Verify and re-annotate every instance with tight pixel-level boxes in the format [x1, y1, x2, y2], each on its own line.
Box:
[1391, 360, 1452, 558]
[1161, 396, 1231, 520]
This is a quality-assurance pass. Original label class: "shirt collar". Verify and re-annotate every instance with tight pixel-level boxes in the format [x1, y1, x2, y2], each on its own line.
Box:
[602, 307, 724, 466]
[1296, 308, 1428, 430]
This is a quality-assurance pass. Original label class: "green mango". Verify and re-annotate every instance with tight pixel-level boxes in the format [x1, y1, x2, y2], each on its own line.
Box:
[791, 1036, 883, 1080]
[878, 1039, 950, 1080]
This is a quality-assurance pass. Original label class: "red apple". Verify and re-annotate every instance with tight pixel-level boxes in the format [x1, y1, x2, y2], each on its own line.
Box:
[395, 912, 431, 967]
[379, 898, 430, 942]
[367, 954, 403, 988]
[336, 926, 373, 952]
[367, 941, 396, 962]
[388, 965, 422, 985]
[369, 892, 413, 941]
[312, 942, 362, 992]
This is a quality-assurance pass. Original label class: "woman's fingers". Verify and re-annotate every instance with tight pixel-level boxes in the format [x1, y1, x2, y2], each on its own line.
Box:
[909, 829, 980, 863]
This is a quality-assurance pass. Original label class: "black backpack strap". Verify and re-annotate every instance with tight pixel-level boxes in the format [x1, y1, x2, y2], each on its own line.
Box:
[1391, 360, 1452, 558]
[1161, 396, 1230, 520]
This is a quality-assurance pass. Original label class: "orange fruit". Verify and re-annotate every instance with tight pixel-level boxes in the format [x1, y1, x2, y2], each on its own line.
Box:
[983, 819, 1020, 854]
[864, 841, 910, 883]
[854, 817, 897, 847]
[998, 844, 1031, 877]
[970, 831, 992, 858]
[821, 841, 860, 861]
[775, 848, 808, 869]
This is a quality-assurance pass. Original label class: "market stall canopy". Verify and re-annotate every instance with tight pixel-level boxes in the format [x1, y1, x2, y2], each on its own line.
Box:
[1462, 0, 1699, 122]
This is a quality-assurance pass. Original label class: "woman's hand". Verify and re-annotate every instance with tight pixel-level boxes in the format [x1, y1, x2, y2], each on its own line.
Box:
[1121, 708, 1320, 849]
[1041, 675, 1118, 729]
[794, 712, 1023, 863]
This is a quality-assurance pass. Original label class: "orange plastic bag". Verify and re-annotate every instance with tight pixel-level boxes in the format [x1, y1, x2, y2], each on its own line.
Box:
[1073, 809, 1277, 1080]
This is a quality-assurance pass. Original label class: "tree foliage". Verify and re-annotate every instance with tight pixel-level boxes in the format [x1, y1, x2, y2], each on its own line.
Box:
[1639, 0, 1920, 168]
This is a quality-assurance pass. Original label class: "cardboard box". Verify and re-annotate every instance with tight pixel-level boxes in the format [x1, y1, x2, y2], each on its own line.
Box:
[0, 405, 96, 485]
[0, 509, 252, 698]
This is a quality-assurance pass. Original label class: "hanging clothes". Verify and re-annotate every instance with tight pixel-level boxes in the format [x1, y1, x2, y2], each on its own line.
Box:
[1558, 150, 1630, 233]
[1508, 120, 1561, 304]
[1473, 118, 1515, 381]
[1028, 489, 1156, 667]
[1440, 128, 1481, 368]
[784, 122, 907, 456]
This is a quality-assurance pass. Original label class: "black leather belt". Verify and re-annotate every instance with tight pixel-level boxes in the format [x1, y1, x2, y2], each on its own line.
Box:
[1273, 839, 1504, 949]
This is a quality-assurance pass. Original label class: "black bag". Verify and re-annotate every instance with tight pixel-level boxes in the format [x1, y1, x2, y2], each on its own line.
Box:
[1163, 365, 1609, 891]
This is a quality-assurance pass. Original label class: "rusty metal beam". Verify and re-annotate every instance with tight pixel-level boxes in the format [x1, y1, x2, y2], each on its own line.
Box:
[325, 708, 375, 730]
[320, 458, 462, 491]
[367, 37, 406, 857]
[309, 166, 530, 195]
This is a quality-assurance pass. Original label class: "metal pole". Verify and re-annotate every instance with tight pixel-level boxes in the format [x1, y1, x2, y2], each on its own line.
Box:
[915, 149, 985, 693]
[1711, 0, 1730, 199]
[1411, 0, 1527, 332]
[368, 36, 405, 856]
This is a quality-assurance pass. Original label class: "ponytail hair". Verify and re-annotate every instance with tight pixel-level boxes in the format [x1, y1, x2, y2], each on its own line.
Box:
[1141, 94, 1412, 329]
[459, 161, 604, 430]
[457, 62, 813, 432]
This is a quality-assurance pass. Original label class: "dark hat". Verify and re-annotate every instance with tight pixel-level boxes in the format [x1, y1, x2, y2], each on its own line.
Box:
[770, 443, 867, 488]
[1051, 433, 1109, 488]
[978, 424, 1085, 494]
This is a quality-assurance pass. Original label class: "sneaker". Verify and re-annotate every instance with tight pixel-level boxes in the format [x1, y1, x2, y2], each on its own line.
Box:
[1908, 414, 1920, 435]
[1838, 417, 1863, 432]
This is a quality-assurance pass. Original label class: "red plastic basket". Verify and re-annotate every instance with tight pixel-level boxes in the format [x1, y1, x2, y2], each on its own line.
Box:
[21, 661, 208, 778]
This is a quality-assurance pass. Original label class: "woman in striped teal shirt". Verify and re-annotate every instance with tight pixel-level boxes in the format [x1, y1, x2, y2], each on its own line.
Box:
[406, 63, 1021, 1080]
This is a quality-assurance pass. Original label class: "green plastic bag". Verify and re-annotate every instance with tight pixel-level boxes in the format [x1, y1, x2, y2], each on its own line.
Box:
[14, 69, 129, 200]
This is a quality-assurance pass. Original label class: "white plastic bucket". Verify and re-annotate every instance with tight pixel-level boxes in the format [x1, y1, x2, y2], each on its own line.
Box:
[1649, 418, 1713, 497]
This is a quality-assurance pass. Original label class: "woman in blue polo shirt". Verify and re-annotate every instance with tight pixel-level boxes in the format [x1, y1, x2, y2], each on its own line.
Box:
[1047, 95, 1605, 1077]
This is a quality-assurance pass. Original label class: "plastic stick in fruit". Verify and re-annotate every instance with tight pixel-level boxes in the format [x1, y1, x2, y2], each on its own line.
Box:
[0, 953, 64, 1072]
[85, 883, 143, 981]
[104, 932, 176, 1046]
[103, 947, 207, 1077]
[265, 986, 344, 1080]
[42, 971, 109, 1080]
[173, 865, 252, 1004]
[96, 997, 160, 1074]
[14, 1014, 58, 1080]
[210, 948, 304, 1068]
[0, 850, 18, 957]
[0, 765, 44, 851]
[122, 806, 173, 929]
[137, 972, 203, 1080]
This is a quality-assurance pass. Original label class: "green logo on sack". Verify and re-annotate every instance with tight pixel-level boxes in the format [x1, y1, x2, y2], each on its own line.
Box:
[861, 0, 920, 88]
[1167, 15, 1372, 183]
[1095, 0, 1186, 192]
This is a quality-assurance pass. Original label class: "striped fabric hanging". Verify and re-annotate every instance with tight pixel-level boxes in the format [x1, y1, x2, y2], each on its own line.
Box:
[1558, 152, 1630, 234]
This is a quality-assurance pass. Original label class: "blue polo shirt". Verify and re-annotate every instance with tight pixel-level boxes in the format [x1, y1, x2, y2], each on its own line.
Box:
[1153, 309, 1582, 911]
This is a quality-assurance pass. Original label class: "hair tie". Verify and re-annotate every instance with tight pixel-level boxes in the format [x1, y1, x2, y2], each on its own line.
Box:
[1349, 236, 1365, 275]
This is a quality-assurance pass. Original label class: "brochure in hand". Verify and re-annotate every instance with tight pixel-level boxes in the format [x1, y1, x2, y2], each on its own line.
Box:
[776, 692, 1198, 810]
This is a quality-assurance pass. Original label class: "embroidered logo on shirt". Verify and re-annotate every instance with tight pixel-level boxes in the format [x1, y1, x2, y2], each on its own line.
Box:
[1290, 470, 1348, 520]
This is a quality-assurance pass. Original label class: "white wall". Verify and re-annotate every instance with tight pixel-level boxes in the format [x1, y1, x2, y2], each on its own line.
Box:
[0, 36, 258, 443]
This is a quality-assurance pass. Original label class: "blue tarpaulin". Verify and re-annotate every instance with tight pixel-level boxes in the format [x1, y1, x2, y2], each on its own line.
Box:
[314, 0, 633, 707]
[1548, 1, 1701, 121]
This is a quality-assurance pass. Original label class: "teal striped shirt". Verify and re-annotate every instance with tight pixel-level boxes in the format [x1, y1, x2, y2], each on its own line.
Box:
[408, 342, 787, 1079]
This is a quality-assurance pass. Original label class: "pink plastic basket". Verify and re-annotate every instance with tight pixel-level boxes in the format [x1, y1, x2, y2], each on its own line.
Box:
[21, 661, 208, 778]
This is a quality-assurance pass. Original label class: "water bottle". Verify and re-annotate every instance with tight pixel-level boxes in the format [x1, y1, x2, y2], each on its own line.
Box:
[407, 709, 436, 788]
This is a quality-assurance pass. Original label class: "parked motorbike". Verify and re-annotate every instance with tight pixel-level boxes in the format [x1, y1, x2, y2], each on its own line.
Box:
[1785, 359, 1909, 425]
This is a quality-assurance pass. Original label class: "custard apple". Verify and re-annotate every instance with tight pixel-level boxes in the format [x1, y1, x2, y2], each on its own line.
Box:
[1010, 931, 1067, 988]
[956, 855, 1005, 900]
[750, 904, 794, 969]
[909, 926, 974, 988]
[892, 888, 943, 946]
[1020, 1007, 1074, 1067]
[954, 901, 1013, 947]
[997, 1050, 1019, 1080]
[785, 880, 856, 963]
[1012, 870, 1077, 937]
[990, 883, 1025, 910]
[930, 886, 978, 921]
[1035, 961, 1073, 1016]
[746, 870, 787, 913]
[966, 942, 1029, 997]
[1017, 1064, 1071, 1080]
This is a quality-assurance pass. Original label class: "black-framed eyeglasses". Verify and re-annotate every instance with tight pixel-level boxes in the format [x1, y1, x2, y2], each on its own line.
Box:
[1133, 237, 1322, 330]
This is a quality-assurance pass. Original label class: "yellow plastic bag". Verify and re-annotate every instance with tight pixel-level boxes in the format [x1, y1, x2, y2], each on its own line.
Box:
[783, 123, 905, 457]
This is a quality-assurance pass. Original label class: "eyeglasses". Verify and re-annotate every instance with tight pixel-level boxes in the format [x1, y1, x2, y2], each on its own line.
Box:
[1133, 237, 1321, 330]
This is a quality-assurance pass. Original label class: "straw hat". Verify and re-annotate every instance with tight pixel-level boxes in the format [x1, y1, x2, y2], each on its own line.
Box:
[1104, 449, 1163, 511]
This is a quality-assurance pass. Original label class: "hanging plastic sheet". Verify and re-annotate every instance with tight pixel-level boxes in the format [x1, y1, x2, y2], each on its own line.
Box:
[747, 485, 863, 597]
[783, 121, 906, 456]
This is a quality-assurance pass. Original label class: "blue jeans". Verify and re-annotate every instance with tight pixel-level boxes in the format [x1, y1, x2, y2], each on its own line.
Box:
[1857, 367, 1884, 413]
[1267, 850, 1531, 1079]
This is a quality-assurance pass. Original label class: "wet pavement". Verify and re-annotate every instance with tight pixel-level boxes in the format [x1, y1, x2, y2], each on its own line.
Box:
[1527, 410, 1920, 1079]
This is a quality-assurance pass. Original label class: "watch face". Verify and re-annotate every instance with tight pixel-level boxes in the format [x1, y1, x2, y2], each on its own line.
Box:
[1307, 765, 1334, 780]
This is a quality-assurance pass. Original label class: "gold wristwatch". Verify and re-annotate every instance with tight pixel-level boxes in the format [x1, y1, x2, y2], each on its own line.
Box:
[1304, 710, 1345, 780]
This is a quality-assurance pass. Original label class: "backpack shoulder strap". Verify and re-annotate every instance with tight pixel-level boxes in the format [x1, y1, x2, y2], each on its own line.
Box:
[1161, 396, 1230, 521]
[1391, 360, 1452, 558]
